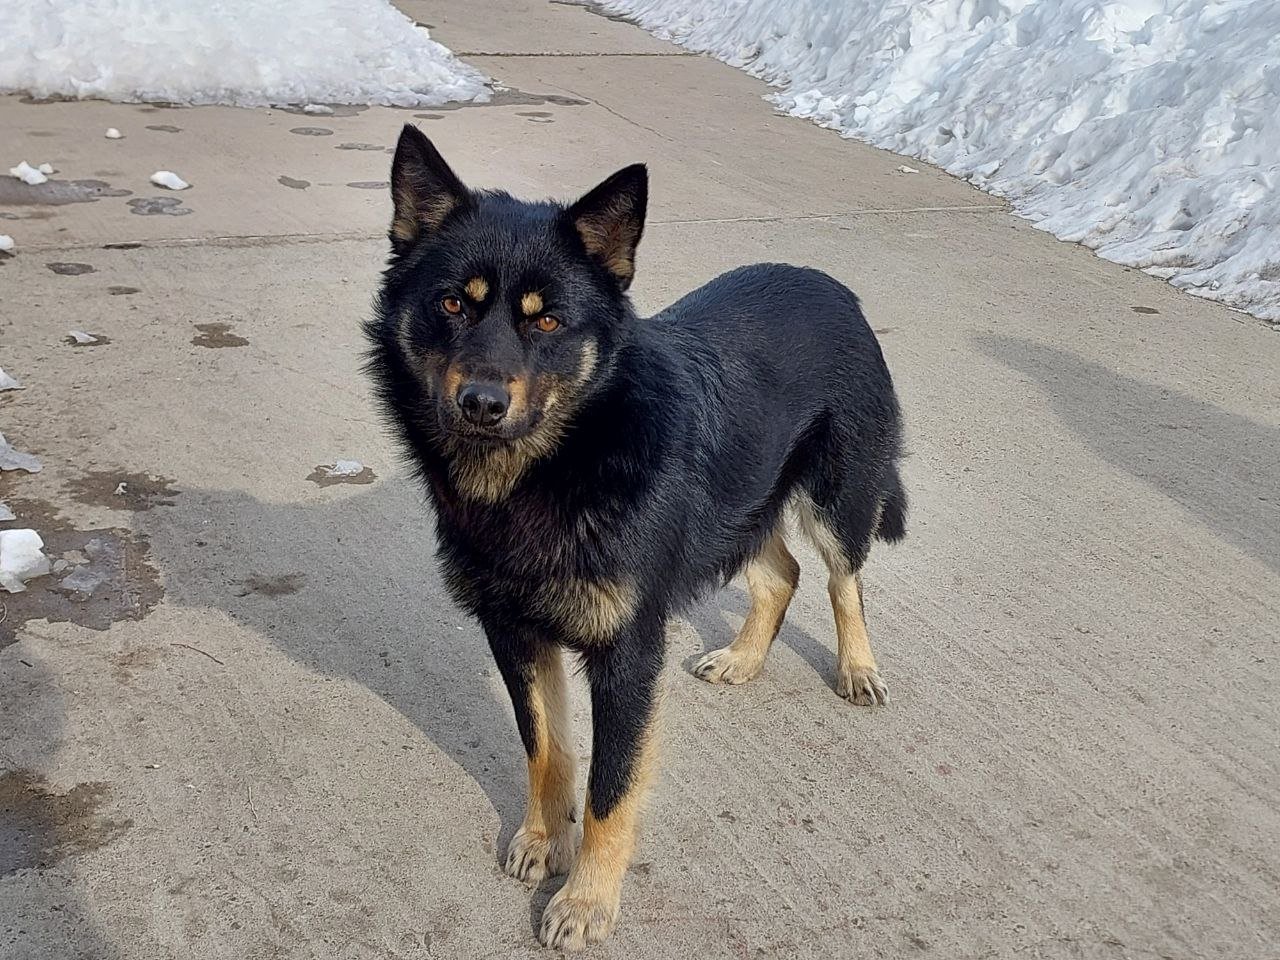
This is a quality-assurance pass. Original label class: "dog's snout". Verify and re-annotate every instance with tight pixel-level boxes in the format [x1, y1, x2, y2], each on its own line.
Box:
[456, 382, 510, 427]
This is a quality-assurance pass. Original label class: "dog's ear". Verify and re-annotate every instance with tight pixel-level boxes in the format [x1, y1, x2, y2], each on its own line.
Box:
[567, 164, 648, 290]
[389, 125, 469, 253]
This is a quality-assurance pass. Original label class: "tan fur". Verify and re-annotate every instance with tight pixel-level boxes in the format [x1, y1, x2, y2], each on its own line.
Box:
[538, 577, 637, 644]
[574, 202, 639, 284]
[539, 695, 661, 950]
[392, 184, 459, 245]
[506, 646, 578, 883]
[521, 291, 544, 317]
[693, 524, 799, 684]
[576, 341, 599, 385]
[507, 375, 530, 421]
[465, 277, 489, 302]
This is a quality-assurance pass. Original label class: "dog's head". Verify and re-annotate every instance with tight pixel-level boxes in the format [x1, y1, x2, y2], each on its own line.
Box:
[377, 125, 646, 464]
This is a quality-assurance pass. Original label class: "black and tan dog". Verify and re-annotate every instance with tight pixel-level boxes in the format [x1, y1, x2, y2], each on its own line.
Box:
[364, 125, 907, 950]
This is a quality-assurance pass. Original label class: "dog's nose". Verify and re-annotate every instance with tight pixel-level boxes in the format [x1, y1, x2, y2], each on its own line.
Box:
[456, 382, 510, 426]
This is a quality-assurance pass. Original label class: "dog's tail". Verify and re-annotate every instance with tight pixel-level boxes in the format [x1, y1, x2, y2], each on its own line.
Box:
[876, 467, 908, 544]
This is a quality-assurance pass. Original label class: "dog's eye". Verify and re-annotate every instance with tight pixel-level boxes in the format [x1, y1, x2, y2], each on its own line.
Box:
[441, 296, 463, 315]
[534, 315, 560, 333]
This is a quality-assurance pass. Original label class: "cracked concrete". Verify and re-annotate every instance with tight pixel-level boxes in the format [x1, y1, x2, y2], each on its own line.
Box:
[1, 1, 1278, 959]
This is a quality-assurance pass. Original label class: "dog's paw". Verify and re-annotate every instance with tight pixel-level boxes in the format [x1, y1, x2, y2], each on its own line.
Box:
[837, 665, 889, 706]
[505, 825, 577, 884]
[539, 886, 620, 951]
[692, 646, 764, 685]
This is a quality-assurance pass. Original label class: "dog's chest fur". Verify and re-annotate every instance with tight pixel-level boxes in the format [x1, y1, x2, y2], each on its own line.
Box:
[433, 475, 640, 646]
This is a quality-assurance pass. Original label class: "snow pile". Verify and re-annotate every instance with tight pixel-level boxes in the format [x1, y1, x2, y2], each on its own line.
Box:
[0, 529, 52, 593]
[0, 0, 488, 108]
[605, 0, 1280, 321]
[9, 161, 48, 185]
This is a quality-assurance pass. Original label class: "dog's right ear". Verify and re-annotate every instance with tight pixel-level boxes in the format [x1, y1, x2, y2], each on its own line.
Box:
[389, 125, 469, 254]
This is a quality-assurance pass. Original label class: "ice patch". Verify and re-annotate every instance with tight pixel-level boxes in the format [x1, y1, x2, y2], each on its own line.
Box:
[0, 503, 14, 522]
[105, 128, 123, 139]
[0, 0, 489, 108]
[0, 432, 42, 473]
[0, 529, 52, 593]
[0, 367, 20, 390]
[9, 161, 47, 185]
[150, 171, 190, 191]
[59, 565, 105, 598]
[607, 0, 1280, 322]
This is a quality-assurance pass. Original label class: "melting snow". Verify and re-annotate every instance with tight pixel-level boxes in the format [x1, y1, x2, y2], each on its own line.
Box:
[0, 235, 13, 253]
[0, 432, 42, 473]
[0, 0, 489, 108]
[150, 170, 190, 191]
[105, 127, 123, 139]
[326, 460, 365, 478]
[608, 0, 1280, 322]
[0, 368, 19, 390]
[0, 529, 52, 593]
[67, 330, 98, 345]
[0, 503, 14, 522]
[9, 160, 47, 185]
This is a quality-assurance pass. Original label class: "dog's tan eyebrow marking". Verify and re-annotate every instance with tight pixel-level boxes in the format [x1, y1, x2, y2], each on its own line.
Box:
[465, 277, 489, 302]
[521, 291, 544, 317]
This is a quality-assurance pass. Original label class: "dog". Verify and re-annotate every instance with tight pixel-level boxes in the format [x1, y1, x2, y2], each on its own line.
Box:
[364, 124, 907, 950]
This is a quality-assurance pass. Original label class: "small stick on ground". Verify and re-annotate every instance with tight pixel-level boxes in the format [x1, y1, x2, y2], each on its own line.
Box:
[171, 642, 225, 665]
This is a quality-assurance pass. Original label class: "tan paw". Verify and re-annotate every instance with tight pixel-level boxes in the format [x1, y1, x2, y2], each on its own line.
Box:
[504, 825, 578, 884]
[539, 886, 620, 951]
[837, 665, 889, 706]
[692, 646, 764, 685]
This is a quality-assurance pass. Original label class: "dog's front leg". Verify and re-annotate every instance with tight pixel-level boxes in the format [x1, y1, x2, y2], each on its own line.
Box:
[488, 631, 580, 883]
[540, 619, 664, 951]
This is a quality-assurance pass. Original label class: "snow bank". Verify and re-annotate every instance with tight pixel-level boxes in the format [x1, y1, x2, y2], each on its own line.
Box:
[606, 0, 1280, 322]
[0, 0, 488, 108]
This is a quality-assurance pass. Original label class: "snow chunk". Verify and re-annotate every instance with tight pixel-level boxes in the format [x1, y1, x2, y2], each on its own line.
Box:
[0, 503, 14, 522]
[0, 367, 19, 390]
[608, 0, 1280, 322]
[0, 235, 13, 252]
[896, 165, 919, 175]
[326, 460, 365, 478]
[150, 170, 190, 190]
[0, 0, 489, 108]
[37, 162, 53, 175]
[67, 330, 98, 345]
[0, 432, 42, 473]
[0, 529, 52, 593]
[303, 103, 334, 115]
[114, 482, 127, 495]
[105, 127, 123, 139]
[9, 161, 47, 185]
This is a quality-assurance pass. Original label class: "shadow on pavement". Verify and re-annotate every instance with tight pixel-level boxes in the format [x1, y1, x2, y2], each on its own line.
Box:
[979, 334, 1280, 573]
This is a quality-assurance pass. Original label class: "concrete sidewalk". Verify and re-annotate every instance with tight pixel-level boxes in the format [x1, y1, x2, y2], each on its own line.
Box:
[2, 2, 1278, 958]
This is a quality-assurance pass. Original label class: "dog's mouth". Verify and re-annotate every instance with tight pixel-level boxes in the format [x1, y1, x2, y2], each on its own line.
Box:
[437, 404, 545, 448]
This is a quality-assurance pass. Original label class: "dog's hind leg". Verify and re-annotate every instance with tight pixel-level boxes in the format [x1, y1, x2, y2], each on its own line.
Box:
[489, 635, 579, 883]
[693, 523, 800, 685]
[795, 493, 889, 706]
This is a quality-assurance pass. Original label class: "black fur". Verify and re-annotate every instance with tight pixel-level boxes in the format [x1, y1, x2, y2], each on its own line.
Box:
[365, 125, 905, 837]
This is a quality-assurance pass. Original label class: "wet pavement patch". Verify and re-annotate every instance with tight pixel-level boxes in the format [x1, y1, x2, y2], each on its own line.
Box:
[278, 176, 310, 190]
[191, 322, 249, 348]
[518, 111, 554, 124]
[335, 142, 386, 151]
[46, 262, 96, 276]
[278, 103, 368, 117]
[0, 772, 132, 877]
[107, 286, 140, 296]
[306, 463, 377, 487]
[346, 181, 389, 190]
[235, 572, 305, 597]
[144, 124, 182, 133]
[549, 0, 634, 22]
[0, 178, 132, 206]
[413, 114, 444, 120]
[64, 471, 178, 512]
[289, 126, 333, 136]
[103, 242, 142, 250]
[0, 499, 164, 648]
[127, 197, 191, 216]
[433, 88, 588, 111]
[1132, 306, 1160, 315]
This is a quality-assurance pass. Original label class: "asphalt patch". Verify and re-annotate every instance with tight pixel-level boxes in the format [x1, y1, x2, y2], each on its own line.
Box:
[289, 127, 333, 136]
[278, 176, 310, 190]
[127, 197, 192, 216]
[0, 178, 132, 206]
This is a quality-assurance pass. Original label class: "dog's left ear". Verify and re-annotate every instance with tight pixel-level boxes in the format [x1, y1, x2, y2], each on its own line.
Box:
[568, 164, 648, 290]
[389, 124, 470, 254]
